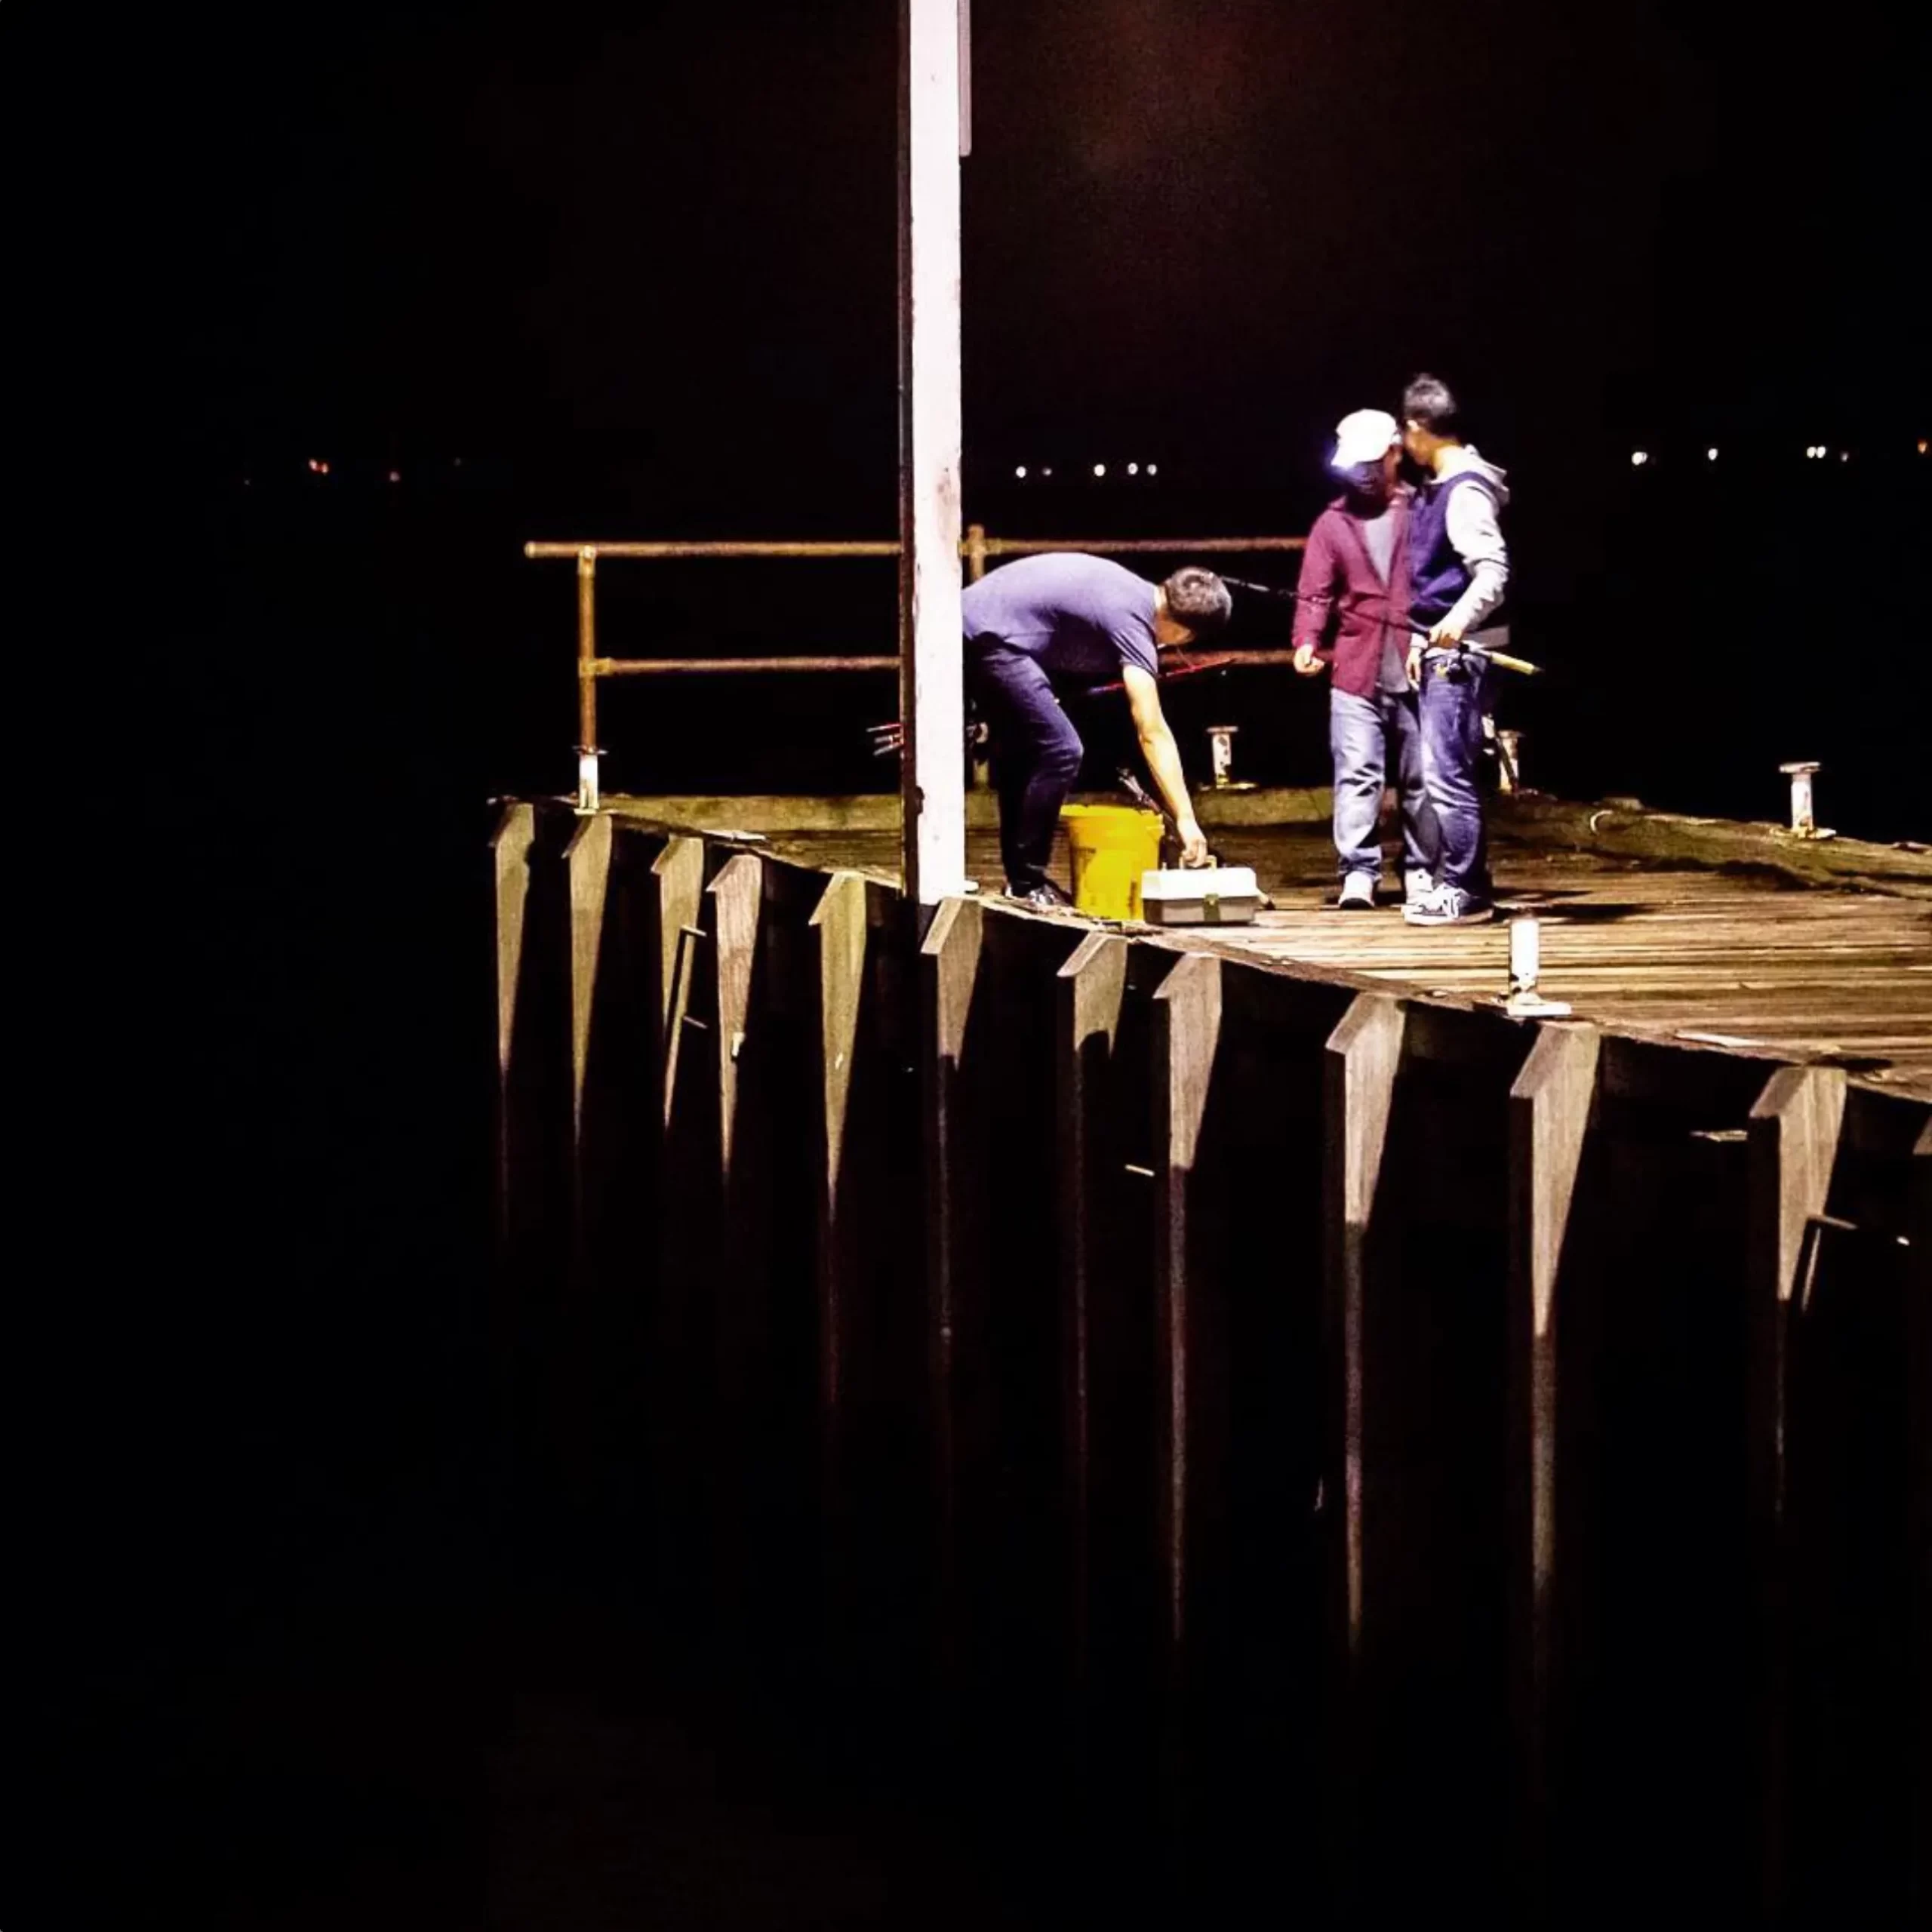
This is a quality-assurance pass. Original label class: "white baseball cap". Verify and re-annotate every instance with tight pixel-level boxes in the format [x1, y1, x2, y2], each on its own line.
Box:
[1331, 408, 1399, 471]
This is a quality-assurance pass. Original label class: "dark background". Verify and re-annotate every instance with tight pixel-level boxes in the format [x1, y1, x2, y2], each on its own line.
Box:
[22, 1, 1927, 1923]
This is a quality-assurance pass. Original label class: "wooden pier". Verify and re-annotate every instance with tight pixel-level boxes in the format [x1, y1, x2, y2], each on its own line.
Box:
[492, 789, 1929, 1923]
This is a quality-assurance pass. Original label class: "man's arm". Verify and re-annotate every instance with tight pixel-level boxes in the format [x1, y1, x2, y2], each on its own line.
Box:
[1121, 665, 1210, 866]
[1431, 482, 1509, 645]
[1291, 517, 1337, 675]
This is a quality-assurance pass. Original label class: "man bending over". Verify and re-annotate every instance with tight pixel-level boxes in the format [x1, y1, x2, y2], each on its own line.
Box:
[962, 553, 1229, 909]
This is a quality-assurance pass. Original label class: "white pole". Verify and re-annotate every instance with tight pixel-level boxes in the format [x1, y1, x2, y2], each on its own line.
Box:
[897, 0, 967, 907]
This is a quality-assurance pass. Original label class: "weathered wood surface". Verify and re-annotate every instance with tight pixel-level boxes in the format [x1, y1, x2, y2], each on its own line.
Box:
[1500, 790, 1932, 892]
[601, 786, 1932, 886]
[655, 817, 1930, 1098]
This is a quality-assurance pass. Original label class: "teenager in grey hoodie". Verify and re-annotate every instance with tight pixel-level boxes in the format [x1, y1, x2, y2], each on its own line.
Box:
[1399, 374, 1511, 925]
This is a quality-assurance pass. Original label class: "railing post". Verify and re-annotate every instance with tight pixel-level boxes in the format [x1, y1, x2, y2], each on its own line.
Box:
[576, 546, 601, 812]
[964, 521, 989, 583]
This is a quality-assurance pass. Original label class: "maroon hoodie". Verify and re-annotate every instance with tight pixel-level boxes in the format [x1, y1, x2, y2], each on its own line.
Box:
[1291, 485, 1414, 699]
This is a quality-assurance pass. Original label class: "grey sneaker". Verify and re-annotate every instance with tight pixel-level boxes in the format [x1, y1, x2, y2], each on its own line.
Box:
[1402, 882, 1496, 926]
[1006, 878, 1077, 912]
[1404, 869, 1435, 906]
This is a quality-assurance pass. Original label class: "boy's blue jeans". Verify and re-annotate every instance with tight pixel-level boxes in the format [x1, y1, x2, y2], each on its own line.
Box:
[1418, 646, 1492, 899]
[1330, 686, 1438, 881]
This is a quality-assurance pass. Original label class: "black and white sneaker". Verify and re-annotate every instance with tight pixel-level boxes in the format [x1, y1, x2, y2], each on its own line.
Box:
[1334, 872, 1377, 911]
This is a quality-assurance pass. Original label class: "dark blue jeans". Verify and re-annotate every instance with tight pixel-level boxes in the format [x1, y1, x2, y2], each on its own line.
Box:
[1329, 687, 1437, 881]
[1418, 646, 1492, 898]
[970, 645, 1084, 891]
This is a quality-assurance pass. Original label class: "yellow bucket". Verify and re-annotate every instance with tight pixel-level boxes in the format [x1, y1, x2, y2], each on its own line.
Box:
[1060, 804, 1164, 920]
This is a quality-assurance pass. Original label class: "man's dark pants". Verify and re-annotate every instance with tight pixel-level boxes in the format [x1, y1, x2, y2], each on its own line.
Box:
[970, 645, 1084, 892]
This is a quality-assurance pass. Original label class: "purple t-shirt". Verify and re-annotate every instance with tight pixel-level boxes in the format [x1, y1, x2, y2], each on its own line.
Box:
[961, 553, 1160, 685]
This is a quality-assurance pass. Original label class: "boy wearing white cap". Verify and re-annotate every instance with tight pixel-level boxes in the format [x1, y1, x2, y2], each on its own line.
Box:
[1291, 409, 1439, 908]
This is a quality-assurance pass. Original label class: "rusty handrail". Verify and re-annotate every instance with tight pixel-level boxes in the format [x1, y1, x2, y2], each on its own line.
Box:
[589, 650, 1307, 675]
[524, 534, 1306, 561]
[525, 540, 903, 559]
[594, 655, 900, 675]
[979, 535, 1307, 557]
[529, 523, 1309, 808]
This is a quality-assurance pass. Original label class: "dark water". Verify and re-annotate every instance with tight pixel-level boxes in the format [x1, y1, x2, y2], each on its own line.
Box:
[33, 451, 1926, 1924]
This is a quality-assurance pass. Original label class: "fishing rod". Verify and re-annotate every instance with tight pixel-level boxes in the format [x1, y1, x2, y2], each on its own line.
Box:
[869, 613, 1543, 753]
[869, 650, 1247, 755]
[1218, 575, 1544, 675]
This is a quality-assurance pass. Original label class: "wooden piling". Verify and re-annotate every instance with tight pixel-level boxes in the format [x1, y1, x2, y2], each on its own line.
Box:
[1506, 1020, 1601, 1909]
[649, 835, 706, 1110]
[492, 800, 537, 1233]
[1746, 1065, 1847, 1912]
[1151, 951, 1224, 1663]
[565, 809, 614, 1151]
[811, 871, 872, 1435]
[806, 871, 926, 1764]
[1055, 930, 1130, 1691]
[1322, 992, 1404, 1672]
[1910, 1119, 1931, 1921]
[919, 893, 986, 1737]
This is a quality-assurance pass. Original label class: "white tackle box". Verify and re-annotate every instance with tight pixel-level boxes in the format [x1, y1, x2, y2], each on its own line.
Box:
[1138, 865, 1263, 926]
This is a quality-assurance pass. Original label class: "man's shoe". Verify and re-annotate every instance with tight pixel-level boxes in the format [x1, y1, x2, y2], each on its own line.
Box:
[1402, 883, 1496, 926]
[1334, 872, 1377, 911]
[1006, 878, 1077, 912]
[1404, 869, 1436, 907]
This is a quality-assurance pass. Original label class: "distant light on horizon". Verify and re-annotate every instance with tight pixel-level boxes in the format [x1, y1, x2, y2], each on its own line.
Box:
[388, 469, 401, 484]
[1146, 462, 1158, 477]
[1706, 448, 1719, 462]
[1093, 463, 1106, 478]
[1014, 464, 1027, 479]
[1920, 439, 1928, 455]
[1840, 451, 1850, 463]
[1126, 461, 1140, 475]
[1630, 450, 1648, 466]
[307, 457, 330, 475]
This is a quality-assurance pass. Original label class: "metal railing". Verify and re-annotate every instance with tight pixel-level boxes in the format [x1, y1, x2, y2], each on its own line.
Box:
[523, 524, 1309, 808]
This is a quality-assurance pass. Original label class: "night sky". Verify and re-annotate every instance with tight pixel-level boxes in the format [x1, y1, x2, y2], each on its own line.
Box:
[66, 0, 1927, 490]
